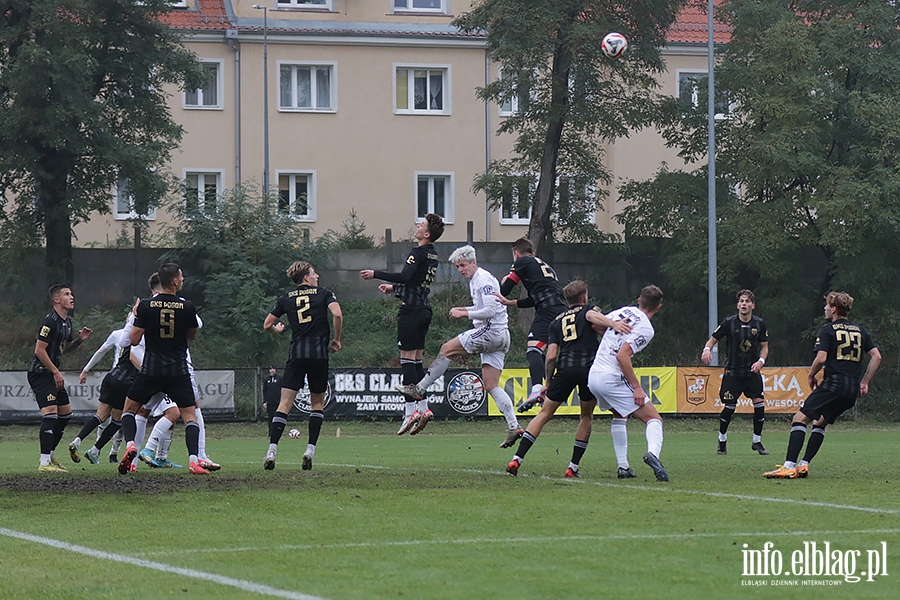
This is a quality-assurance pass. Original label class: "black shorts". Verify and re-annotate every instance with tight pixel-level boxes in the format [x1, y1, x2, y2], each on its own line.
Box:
[546, 367, 595, 405]
[528, 305, 567, 344]
[800, 376, 859, 424]
[98, 373, 131, 411]
[282, 358, 329, 394]
[718, 373, 764, 404]
[27, 371, 70, 410]
[397, 305, 432, 351]
[127, 373, 196, 408]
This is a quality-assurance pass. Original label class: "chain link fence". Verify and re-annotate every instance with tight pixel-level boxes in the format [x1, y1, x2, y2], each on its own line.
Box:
[232, 367, 266, 422]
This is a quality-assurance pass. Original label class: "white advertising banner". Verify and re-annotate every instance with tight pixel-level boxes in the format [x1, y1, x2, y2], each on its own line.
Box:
[0, 370, 234, 420]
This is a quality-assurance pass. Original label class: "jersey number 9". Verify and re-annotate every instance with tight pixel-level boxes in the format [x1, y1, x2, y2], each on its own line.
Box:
[160, 309, 176, 339]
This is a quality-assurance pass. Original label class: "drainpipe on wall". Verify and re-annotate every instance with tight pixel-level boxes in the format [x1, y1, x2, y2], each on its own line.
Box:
[227, 31, 241, 185]
[484, 49, 491, 242]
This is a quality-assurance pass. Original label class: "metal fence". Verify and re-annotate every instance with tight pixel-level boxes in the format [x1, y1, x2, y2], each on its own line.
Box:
[233, 367, 266, 422]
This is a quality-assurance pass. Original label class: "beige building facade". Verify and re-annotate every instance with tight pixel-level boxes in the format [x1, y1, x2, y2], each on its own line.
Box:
[73, 0, 721, 247]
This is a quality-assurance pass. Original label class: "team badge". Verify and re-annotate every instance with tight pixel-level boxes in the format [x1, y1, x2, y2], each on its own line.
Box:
[293, 382, 333, 414]
[40, 326, 51, 338]
[683, 374, 708, 406]
[446, 372, 486, 415]
[751, 328, 758, 336]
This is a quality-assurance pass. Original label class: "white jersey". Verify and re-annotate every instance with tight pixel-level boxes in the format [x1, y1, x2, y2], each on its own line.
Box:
[590, 305, 655, 375]
[466, 267, 508, 331]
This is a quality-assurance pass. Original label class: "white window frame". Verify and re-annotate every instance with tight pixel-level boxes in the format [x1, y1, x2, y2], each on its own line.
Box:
[498, 66, 520, 117]
[676, 69, 733, 120]
[394, 64, 451, 115]
[182, 169, 225, 217]
[555, 175, 596, 223]
[414, 171, 454, 224]
[275, 170, 317, 222]
[114, 178, 157, 221]
[184, 59, 224, 110]
[392, 0, 447, 13]
[170, 0, 188, 7]
[498, 175, 533, 225]
[276, 0, 333, 8]
[277, 61, 337, 113]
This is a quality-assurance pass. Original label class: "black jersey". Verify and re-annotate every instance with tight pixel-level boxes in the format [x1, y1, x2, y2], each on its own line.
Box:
[271, 285, 338, 360]
[500, 255, 567, 313]
[548, 304, 601, 370]
[134, 293, 198, 376]
[374, 244, 439, 307]
[108, 345, 139, 384]
[814, 318, 876, 381]
[712, 314, 768, 377]
[28, 310, 73, 373]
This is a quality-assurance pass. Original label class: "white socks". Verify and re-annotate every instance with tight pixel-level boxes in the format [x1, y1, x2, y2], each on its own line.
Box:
[611, 418, 629, 468]
[418, 354, 452, 391]
[490, 387, 518, 430]
[646, 418, 663, 458]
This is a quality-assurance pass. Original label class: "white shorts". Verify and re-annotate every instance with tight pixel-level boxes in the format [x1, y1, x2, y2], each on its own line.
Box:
[588, 370, 641, 417]
[145, 392, 178, 418]
[458, 326, 510, 372]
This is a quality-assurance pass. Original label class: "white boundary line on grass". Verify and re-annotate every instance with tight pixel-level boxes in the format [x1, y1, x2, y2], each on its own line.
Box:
[0, 527, 325, 600]
[143, 528, 900, 557]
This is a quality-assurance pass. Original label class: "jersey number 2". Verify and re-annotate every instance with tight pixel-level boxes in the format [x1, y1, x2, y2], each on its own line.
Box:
[296, 296, 312, 323]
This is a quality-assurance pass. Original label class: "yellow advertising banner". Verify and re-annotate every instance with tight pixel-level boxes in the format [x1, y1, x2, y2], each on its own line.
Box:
[491, 367, 679, 416]
[677, 367, 813, 414]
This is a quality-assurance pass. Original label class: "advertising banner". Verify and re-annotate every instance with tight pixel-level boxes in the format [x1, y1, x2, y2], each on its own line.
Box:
[0, 370, 235, 421]
[294, 368, 489, 418]
[677, 367, 813, 414]
[494, 367, 679, 415]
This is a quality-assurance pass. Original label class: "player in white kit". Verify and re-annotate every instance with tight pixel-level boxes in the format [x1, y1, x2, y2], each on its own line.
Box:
[587, 285, 668, 481]
[397, 245, 523, 447]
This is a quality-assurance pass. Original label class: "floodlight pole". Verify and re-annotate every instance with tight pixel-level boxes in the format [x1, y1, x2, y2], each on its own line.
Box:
[707, 0, 719, 365]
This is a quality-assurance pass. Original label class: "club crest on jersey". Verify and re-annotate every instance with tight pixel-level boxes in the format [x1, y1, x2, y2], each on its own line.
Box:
[751, 328, 758, 336]
[446, 372, 486, 414]
[40, 326, 50, 337]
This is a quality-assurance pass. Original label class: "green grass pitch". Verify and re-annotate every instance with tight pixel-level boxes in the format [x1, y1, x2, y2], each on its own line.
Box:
[1, 419, 898, 599]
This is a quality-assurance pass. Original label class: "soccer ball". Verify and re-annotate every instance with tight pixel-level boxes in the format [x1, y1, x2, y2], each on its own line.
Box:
[602, 32, 628, 59]
[288, 428, 301, 439]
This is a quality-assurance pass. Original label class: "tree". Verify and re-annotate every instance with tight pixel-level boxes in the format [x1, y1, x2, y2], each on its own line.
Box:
[0, 0, 206, 287]
[454, 0, 688, 257]
[619, 0, 900, 354]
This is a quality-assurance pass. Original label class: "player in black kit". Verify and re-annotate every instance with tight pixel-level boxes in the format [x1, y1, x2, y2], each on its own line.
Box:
[495, 238, 567, 411]
[360, 213, 443, 435]
[117, 263, 206, 474]
[702, 290, 770, 455]
[29, 284, 93, 472]
[765, 291, 880, 479]
[264, 261, 342, 471]
[506, 280, 630, 477]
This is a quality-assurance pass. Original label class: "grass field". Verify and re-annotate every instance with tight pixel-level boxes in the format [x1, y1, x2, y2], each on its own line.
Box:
[1, 418, 898, 599]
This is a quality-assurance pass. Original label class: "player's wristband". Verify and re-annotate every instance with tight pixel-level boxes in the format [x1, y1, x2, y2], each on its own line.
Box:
[758, 357, 765, 365]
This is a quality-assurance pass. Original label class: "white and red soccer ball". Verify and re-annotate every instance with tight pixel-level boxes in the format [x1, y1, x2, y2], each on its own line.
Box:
[288, 428, 301, 439]
[602, 32, 628, 59]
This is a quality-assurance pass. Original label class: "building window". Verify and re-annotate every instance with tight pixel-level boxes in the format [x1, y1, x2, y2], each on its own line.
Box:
[114, 178, 156, 221]
[498, 176, 533, 225]
[393, 0, 445, 12]
[498, 67, 530, 117]
[184, 61, 223, 109]
[556, 176, 595, 222]
[183, 171, 223, 217]
[395, 66, 449, 115]
[170, 0, 188, 7]
[415, 172, 454, 223]
[278, 63, 335, 112]
[677, 71, 732, 118]
[276, 171, 316, 221]
[277, 0, 331, 7]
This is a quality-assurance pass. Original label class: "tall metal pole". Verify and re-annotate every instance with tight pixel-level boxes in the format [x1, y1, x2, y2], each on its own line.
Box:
[253, 5, 270, 198]
[707, 0, 718, 365]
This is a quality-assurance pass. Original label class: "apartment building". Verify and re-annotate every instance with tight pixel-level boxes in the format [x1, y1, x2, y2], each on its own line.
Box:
[73, 0, 729, 247]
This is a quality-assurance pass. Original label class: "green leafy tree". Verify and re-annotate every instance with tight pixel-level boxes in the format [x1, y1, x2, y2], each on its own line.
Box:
[454, 0, 688, 256]
[620, 0, 900, 357]
[0, 0, 206, 287]
[160, 186, 337, 366]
